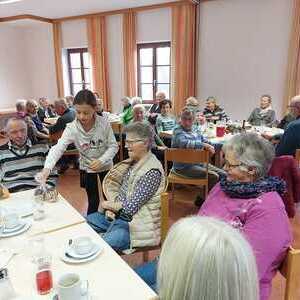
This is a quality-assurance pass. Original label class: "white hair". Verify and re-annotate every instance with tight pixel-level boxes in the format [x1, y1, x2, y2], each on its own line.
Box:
[222, 132, 274, 178]
[158, 216, 259, 300]
[132, 104, 145, 113]
[15, 99, 27, 112]
[131, 96, 142, 107]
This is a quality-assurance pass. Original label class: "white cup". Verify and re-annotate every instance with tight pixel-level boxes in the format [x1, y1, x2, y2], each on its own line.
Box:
[72, 237, 94, 255]
[57, 273, 88, 300]
[3, 212, 20, 229]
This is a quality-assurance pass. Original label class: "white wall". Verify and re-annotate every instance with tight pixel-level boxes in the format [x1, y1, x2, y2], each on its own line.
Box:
[197, 0, 293, 120]
[137, 8, 171, 43]
[61, 19, 88, 49]
[0, 22, 57, 110]
[0, 25, 32, 109]
[23, 23, 57, 101]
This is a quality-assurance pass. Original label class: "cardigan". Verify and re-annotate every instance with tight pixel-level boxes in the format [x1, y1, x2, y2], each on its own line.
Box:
[198, 183, 292, 300]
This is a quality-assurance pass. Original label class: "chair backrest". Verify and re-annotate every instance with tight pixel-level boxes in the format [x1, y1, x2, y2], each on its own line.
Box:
[296, 149, 300, 167]
[160, 192, 169, 244]
[164, 148, 210, 174]
[49, 130, 63, 143]
[111, 122, 122, 134]
[279, 247, 300, 300]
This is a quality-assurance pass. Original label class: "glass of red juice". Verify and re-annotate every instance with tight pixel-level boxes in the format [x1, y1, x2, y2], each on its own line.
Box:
[35, 256, 53, 295]
[216, 126, 226, 137]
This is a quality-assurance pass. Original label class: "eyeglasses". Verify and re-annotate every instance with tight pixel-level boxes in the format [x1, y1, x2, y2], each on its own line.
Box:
[125, 139, 145, 147]
[224, 160, 242, 170]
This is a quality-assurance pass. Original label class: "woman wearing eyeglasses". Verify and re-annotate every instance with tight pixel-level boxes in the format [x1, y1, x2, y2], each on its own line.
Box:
[198, 132, 292, 300]
[87, 121, 166, 251]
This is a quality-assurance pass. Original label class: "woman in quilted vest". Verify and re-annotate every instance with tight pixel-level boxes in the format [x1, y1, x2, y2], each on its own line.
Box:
[87, 121, 166, 251]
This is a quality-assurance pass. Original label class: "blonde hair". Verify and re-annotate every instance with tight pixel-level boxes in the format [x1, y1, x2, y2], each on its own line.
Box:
[158, 216, 259, 300]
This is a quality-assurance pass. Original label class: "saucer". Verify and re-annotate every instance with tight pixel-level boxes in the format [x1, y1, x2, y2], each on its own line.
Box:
[0, 220, 32, 238]
[3, 221, 26, 233]
[67, 243, 99, 259]
[60, 244, 102, 264]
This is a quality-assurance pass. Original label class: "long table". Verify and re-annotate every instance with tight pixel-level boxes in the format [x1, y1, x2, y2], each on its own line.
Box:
[0, 191, 157, 300]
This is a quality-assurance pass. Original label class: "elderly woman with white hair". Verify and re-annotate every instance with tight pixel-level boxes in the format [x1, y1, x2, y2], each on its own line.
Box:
[158, 216, 259, 300]
[120, 96, 133, 125]
[202, 96, 229, 123]
[87, 122, 166, 251]
[198, 133, 292, 300]
[136, 216, 259, 300]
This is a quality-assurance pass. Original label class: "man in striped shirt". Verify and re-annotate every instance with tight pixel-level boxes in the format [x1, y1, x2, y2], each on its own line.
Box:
[0, 118, 57, 193]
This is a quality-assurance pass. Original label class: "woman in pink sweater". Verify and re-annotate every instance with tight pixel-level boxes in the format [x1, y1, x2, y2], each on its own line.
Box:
[198, 133, 292, 300]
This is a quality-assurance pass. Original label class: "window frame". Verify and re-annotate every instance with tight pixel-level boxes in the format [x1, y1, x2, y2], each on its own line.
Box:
[137, 42, 171, 104]
[67, 48, 91, 96]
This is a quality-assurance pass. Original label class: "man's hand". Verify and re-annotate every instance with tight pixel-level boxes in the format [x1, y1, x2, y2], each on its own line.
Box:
[89, 159, 102, 172]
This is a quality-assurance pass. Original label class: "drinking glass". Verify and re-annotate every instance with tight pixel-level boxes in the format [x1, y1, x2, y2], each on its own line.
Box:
[35, 254, 53, 295]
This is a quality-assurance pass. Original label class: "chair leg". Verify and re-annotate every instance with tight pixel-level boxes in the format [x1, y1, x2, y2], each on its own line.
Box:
[171, 183, 175, 202]
[143, 251, 149, 262]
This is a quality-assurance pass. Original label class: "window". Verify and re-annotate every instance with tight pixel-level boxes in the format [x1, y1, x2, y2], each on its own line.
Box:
[67, 48, 91, 96]
[137, 42, 171, 103]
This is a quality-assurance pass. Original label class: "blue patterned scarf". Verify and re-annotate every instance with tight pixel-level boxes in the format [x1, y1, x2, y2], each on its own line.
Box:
[219, 175, 286, 199]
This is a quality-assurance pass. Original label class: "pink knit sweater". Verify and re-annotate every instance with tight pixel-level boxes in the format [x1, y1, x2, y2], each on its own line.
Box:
[198, 183, 292, 300]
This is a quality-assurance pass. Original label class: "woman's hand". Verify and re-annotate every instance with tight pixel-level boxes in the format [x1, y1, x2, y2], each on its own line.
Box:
[101, 200, 123, 213]
[203, 143, 215, 155]
[89, 159, 102, 172]
[35, 168, 51, 184]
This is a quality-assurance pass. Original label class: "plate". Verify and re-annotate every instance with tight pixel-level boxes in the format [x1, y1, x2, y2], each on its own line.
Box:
[66, 243, 100, 259]
[3, 220, 26, 233]
[0, 220, 32, 238]
[60, 244, 103, 264]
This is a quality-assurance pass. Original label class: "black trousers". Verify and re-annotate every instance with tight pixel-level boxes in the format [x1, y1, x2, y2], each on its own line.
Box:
[80, 170, 109, 215]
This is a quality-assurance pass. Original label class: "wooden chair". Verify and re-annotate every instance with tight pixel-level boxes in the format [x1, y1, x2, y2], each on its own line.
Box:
[279, 247, 300, 300]
[49, 130, 79, 156]
[296, 149, 300, 167]
[164, 148, 210, 203]
[111, 122, 124, 162]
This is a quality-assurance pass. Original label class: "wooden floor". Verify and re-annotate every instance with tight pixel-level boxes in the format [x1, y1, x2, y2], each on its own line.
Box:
[57, 168, 300, 300]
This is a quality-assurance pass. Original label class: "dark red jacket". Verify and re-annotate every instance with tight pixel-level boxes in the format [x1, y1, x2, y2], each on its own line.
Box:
[268, 155, 300, 217]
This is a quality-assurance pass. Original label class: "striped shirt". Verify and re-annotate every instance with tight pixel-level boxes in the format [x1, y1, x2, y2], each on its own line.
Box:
[203, 106, 228, 123]
[0, 140, 58, 193]
[156, 114, 177, 133]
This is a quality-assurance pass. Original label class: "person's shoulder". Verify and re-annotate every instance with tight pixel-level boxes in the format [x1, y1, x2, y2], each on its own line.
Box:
[173, 125, 183, 135]
[0, 143, 9, 151]
[286, 118, 300, 131]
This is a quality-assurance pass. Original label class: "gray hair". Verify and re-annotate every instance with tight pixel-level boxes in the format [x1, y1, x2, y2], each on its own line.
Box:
[186, 96, 198, 106]
[131, 96, 142, 106]
[5, 117, 27, 132]
[123, 121, 153, 150]
[223, 132, 274, 178]
[15, 99, 27, 112]
[121, 96, 131, 104]
[54, 98, 68, 109]
[132, 104, 145, 114]
[158, 216, 259, 300]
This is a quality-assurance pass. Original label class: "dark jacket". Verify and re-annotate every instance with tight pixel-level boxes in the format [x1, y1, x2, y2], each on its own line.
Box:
[49, 108, 75, 134]
[276, 117, 300, 156]
[268, 155, 300, 217]
[37, 107, 56, 123]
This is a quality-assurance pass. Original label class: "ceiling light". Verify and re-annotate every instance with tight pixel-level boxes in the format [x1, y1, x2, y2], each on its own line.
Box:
[0, 0, 23, 4]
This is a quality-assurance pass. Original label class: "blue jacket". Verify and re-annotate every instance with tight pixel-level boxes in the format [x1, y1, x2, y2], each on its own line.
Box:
[276, 117, 300, 156]
[171, 125, 208, 170]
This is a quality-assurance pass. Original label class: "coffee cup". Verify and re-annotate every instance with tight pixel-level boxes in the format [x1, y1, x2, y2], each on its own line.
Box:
[57, 273, 88, 300]
[72, 237, 94, 255]
[3, 212, 20, 229]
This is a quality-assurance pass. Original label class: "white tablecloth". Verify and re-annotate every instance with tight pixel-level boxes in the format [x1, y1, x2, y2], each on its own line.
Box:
[3, 223, 156, 300]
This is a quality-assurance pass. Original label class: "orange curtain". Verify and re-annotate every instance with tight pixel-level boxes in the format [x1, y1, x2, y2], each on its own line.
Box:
[171, 3, 197, 115]
[87, 16, 111, 111]
[284, 0, 300, 111]
[53, 22, 64, 97]
[123, 11, 137, 97]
